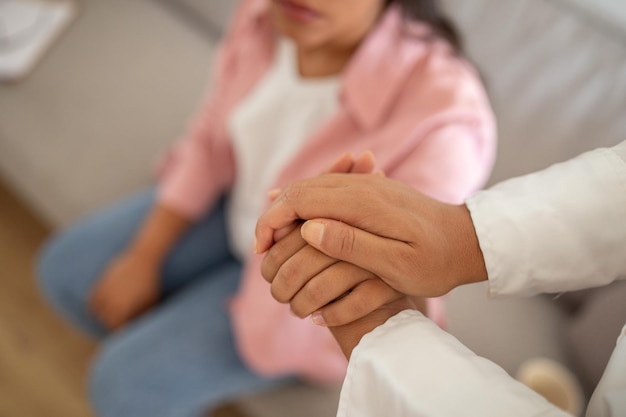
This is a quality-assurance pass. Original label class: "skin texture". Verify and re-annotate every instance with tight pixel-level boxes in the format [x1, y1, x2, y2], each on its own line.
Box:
[264, 152, 421, 359]
[88, 0, 387, 331]
[256, 173, 487, 296]
[256, 172, 488, 358]
[263, 153, 422, 329]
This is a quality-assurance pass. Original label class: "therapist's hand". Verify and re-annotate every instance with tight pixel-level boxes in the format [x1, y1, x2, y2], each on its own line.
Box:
[262, 152, 416, 326]
[256, 174, 488, 298]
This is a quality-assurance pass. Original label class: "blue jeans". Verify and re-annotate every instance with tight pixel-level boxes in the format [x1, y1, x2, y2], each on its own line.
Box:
[37, 189, 288, 417]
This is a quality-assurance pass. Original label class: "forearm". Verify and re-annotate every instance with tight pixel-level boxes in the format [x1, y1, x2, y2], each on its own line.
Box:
[127, 204, 192, 263]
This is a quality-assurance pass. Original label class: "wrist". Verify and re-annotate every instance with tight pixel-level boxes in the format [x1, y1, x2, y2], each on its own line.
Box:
[329, 301, 413, 359]
[452, 203, 488, 287]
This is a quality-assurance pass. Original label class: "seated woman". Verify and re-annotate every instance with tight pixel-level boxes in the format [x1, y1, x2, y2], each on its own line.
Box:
[37, 0, 496, 416]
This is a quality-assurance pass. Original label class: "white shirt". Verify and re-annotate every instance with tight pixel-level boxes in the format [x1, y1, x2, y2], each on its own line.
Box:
[338, 140, 626, 417]
[226, 38, 339, 260]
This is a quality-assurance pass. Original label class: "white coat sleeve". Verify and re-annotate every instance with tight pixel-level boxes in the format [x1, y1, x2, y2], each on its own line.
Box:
[337, 310, 570, 417]
[586, 325, 626, 417]
[336, 142, 626, 417]
[466, 140, 626, 296]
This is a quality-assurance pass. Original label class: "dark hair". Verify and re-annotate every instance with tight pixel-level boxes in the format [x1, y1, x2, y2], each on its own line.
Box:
[386, 0, 463, 52]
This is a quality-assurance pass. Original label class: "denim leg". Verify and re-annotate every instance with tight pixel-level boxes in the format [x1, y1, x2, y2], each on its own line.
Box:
[89, 260, 290, 417]
[37, 188, 232, 337]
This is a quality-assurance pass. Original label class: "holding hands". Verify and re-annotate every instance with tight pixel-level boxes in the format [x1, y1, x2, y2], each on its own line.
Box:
[262, 153, 413, 328]
[259, 152, 419, 357]
[256, 152, 488, 353]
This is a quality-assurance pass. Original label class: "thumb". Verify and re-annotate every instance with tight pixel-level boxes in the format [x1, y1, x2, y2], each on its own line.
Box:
[300, 219, 404, 282]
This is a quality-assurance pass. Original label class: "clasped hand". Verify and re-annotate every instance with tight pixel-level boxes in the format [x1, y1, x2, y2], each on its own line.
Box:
[256, 152, 487, 328]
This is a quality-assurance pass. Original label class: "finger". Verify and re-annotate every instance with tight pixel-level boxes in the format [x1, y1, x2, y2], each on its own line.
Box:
[311, 279, 403, 327]
[324, 153, 355, 174]
[300, 219, 412, 288]
[351, 151, 376, 174]
[264, 154, 362, 246]
[273, 222, 299, 243]
[255, 174, 398, 253]
[259, 155, 360, 251]
[288, 261, 376, 318]
[261, 225, 308, 283]
[271, 245, 338, 303]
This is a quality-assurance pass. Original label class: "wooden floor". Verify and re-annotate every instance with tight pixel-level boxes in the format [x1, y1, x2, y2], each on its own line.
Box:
[0, 180, 245, 417]
[0, 180, 95, 417]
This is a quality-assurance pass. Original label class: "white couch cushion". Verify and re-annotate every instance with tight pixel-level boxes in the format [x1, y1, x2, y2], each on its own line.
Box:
[442, 0, 626, 184]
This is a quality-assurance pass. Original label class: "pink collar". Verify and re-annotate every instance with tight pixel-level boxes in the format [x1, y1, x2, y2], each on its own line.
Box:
[247, 0, 434, 130]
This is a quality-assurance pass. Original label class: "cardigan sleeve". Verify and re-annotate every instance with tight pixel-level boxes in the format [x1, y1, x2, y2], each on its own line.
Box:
[156, 1, 258, 219]
[388, 122, 494, 204]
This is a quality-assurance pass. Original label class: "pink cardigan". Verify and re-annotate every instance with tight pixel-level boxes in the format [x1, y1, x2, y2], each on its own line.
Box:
[158, 0, 496, 383]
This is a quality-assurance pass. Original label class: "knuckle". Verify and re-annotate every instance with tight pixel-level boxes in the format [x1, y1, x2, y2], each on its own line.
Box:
[272, 261, 300, 303]
[260, 258, 275, 283]
[262, 246, 288, 280]
[302, 279, 326, 308]
[388, 247, 416, 283]
[334, 225, 357, 257]
[270, 282, 289, 304]
[342, 262, 373, 283]
[290, 301, 308, 318]
[354, 282, 383, 315]
[275, 261, 298, 288]
[281, 185, 305, 206]
[351, 296, 373, 318]
[320, 306, 349, 326]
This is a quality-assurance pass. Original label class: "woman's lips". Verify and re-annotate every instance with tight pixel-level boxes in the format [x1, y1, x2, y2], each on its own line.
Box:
[276, 0, 322, 24]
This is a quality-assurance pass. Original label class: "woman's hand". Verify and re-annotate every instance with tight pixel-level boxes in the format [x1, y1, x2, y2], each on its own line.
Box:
[88, 203, 191, 331]
[262, 225, 408, 326]
[89, 250, 161, 331]
[256, 174, 487, 299]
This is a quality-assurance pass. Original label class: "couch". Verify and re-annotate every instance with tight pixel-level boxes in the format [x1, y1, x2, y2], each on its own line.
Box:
[1, 0, 625, 415]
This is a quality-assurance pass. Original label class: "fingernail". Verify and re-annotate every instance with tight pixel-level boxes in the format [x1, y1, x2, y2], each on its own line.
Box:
[310, 311, 326, 326]
[302, 221, 325, 246]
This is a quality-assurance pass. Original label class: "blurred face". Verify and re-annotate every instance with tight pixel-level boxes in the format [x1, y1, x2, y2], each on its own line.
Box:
[270, 0, 386, 51]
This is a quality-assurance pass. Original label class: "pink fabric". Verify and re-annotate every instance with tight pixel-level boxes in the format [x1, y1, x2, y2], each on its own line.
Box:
[157, 0, 496, 383]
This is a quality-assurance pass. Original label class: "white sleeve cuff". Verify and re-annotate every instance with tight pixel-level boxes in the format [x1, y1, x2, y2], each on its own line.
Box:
[338, 310, 567, 417]
[466, 144, 626, 297]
